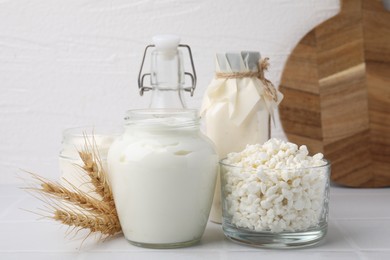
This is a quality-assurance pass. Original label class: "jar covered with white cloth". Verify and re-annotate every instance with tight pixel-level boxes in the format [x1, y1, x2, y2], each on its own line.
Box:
[200, 52, 283, 223]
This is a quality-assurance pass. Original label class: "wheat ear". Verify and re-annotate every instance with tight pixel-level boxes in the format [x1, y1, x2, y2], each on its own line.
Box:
[23, 134, 122, 241]
[78, 151, 113, 204]
[78, 135, 114, 205]
[33, 177, 112, 215]
[54, 209, 121, 236]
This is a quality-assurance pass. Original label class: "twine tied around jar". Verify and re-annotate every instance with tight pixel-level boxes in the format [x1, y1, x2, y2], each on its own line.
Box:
[215, 58, 278, 102]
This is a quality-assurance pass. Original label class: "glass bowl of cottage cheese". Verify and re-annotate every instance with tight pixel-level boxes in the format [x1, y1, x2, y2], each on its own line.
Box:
[220, 138, 330, 248]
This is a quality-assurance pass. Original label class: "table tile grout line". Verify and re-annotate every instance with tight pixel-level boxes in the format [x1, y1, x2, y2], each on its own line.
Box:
[330, 192, 390, 196]
[0, 196, 25, 220]
[330, 217, 390, 221]
[331, 218, 390, 252]
[332, 220, 361, 251]
[329, 187, 390, 194]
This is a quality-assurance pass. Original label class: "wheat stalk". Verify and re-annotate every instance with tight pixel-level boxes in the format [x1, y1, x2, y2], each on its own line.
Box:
[24, 136, 122, 241]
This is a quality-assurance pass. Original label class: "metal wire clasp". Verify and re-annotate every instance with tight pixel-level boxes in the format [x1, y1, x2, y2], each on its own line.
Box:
[137, 44, 197, 96]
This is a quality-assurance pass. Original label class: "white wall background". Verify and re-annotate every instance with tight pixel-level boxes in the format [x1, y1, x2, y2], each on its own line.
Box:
[0, 0, 340, 184]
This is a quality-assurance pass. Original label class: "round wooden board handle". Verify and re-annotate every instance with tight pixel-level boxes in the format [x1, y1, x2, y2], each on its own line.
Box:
[279, 0, 390, 188]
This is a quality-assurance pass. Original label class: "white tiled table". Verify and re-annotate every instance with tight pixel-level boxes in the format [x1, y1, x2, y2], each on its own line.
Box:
[1, 184, 389, 259]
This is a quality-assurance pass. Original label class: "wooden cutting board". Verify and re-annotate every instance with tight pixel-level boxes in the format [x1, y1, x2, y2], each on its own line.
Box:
[279, 0, 390, 187]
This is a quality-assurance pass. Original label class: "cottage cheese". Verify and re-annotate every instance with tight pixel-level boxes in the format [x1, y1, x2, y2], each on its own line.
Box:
[221, 138, 328, 232]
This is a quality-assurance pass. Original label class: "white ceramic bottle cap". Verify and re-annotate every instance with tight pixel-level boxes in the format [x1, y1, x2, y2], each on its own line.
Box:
[152, 34, 181, 51]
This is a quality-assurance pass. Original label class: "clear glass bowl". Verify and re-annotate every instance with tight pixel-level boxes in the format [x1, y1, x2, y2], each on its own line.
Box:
[220, 160, 331, 248]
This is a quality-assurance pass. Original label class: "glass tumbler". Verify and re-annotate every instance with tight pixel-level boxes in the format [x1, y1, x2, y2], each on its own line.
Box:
[59, 126, 122, 193]
[220, 160, 330, 248]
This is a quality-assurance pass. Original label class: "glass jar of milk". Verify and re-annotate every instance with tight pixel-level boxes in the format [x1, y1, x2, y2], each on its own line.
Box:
[107, 109, 218, 248]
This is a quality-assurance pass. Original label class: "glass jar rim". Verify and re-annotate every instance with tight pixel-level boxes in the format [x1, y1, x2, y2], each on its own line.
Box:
[219, 158, 331, 171]
[125, 109, 199, 128]
[62, 125, 123, 138]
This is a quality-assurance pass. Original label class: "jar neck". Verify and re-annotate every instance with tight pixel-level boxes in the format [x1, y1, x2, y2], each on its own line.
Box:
[149, 88, 187, 109]
[149, 49, 186, 109]
[151, 50, 184, 89]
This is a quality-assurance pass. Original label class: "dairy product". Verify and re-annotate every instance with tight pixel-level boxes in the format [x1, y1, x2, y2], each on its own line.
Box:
[204, 102, 269, 222]
[107, 110, 218, 247]
[200, 52, 283, 223]
[221, 138, 329, 232]
[59, 127, 121, 195]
